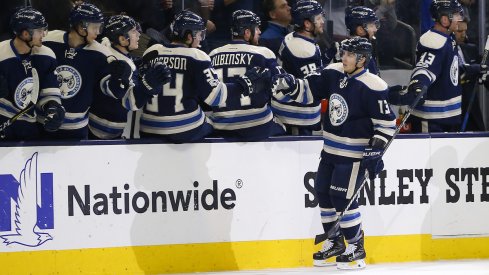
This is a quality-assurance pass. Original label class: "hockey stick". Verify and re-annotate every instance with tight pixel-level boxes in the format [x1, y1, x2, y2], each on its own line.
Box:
[0, 68, 40, 136]
[314, 86, 428, 245]
[460, 35, 489, 132]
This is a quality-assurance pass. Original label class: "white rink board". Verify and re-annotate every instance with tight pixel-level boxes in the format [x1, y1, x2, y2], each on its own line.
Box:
[0, 136, 488, 253]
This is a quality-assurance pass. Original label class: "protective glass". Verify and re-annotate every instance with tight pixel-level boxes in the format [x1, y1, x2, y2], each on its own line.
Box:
[32, 27, 48, 37]
[85, 22, 104, 34]
[193, 29, 206, 41]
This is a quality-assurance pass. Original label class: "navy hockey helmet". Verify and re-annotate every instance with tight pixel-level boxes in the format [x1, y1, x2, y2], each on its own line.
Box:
[69, 2, 104, 28]
[231, 10, 261, 37]
[104, 15, 140, 43]
[340, 36, 372, 64]
[170, 10, 206, 40]
[430, 0, 464, 21]
[10, 7, 48, 35]
[345, 6, 379, 34]
[291, 0, 324, 28]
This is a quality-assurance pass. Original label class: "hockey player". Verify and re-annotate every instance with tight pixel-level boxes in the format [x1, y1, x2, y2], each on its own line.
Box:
[90, 15, 171, 139]
[274, 0, 324, 135]
[272, 37, 396, 269]
[324, 6, 380, 76]
[0, 7, 64, 140]
[403, 0, 464, 133]
[42, 2, 133, 139]
[207, 9, 285, 141]
[140, 11, 271, 143]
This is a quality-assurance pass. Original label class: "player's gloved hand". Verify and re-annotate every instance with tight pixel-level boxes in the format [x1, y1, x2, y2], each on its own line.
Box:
[477, 64, 488, 84]
[109, 60, 132, 89]
[271, 72, 298, 96]
[140, 62, 171, 96]
[407, 78, 426, 106]
[0, 73, 8, 98]
[43, 101, 65, 132]
[236, 66, 271, 96]
[387, 85, 408, 105]
[361, 146, 384, 180]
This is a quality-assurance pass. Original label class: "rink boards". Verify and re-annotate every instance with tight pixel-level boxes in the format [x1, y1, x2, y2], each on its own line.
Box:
[0, 134, 489, 274]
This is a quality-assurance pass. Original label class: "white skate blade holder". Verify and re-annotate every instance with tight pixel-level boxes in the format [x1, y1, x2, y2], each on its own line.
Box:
[313, 258, 337, 267]
[337, 259, 367, 270]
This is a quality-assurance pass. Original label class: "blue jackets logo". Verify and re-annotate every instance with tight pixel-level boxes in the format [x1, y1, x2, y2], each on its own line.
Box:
[0, 153, 54, 247]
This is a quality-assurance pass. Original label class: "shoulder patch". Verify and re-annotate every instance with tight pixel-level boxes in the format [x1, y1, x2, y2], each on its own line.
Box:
[0, 40, 15, 62]
[283, 33, 317, 59]
[325, 62, 344, 73]
[85, 40, 113, 57]
[31, 45, 57, 59]
[44, 30, 66, 43]
[419, 30, 447, 50]
[356, 72, 388, 91]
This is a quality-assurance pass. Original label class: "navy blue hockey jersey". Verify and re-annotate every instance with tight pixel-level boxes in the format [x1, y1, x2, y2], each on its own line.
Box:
[410, 29, 462, 125]
[208, 41, 281, 132]
[43, 30, 127, 138]
[274, 63, 396, 163]
[275, 32, 322, 128]
[0, 40, 61, 140]
[140, 43, 245, 136]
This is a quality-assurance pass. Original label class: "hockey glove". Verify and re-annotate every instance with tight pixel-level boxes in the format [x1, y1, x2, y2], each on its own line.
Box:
[477, 64, 488, 84]
[140, 63, 172, 96]
[361, 146, 384, 180]
[271, 72, 298, 96]
[407, 78, 426, 106]
[236, 67, 271, 96]
[43, 101, 65, 132]
[109, 60, 132, 90]
[387, 85, 408, 105]
[0, 73, 8, 98]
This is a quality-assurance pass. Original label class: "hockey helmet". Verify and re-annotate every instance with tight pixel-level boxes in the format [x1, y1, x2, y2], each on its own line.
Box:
[69, 2, 104, 28]
[104, 15, 140, 43]
[345, 6, 379, 34]
[291, 0, 324, 28]
[340, 36, 372, 64]
[430, 0, 464, 21]
[170, 10, 206, 40]
[231, 10, 261, 37]
[10, 7, 48, 35]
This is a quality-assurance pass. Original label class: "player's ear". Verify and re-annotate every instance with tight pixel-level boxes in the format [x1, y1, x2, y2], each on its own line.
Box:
[355, 25, 365, 36]
[118, 35, 128, 46]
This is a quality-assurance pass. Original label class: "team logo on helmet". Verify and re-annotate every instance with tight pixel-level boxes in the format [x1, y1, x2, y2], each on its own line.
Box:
[329, 93, 348, 126]
[450, 56, 459, 86]
[14, 78, 34, 109]
[56, 65, 82, 99]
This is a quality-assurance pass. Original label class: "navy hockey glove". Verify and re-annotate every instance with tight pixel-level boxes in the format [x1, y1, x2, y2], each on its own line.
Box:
[236, 67, 272, 96]
[0, 73, 8, 98]
[407, 78, 426, 106]
[43, 101, 65, 132]
[271, 73, 298, 96]
[387, 85, 408, 105]
[361, 147, 384, 180]
[140, 63, 171, 96]
[109, 60, 132, 89]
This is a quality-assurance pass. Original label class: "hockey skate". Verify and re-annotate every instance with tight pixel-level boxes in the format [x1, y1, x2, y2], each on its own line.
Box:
[313, 234, 346, 266]
[336, 232, 366, 270]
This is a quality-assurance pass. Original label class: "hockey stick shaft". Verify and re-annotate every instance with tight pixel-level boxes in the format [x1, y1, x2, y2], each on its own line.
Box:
[314, 86, 428, 245]
[460, 35, 489, 132]
[0, 68, 40, 136]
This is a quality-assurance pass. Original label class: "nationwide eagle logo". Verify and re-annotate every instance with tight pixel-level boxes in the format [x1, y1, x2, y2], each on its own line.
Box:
[0, 153, 53, 247]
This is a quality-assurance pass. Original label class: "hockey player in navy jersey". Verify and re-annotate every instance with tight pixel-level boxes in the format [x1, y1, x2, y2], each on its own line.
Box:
[90, 15, 171, 139]
[139, 11, 271, 143]
[42, 3, 133, 139]
[207, 10, 285, 141]
[324, 6, 380, 76]
[0, 7, 64, 140]
[272, 37, 396, 269]
[403, 0, 464, 133]
[274, 0, 324, 135]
